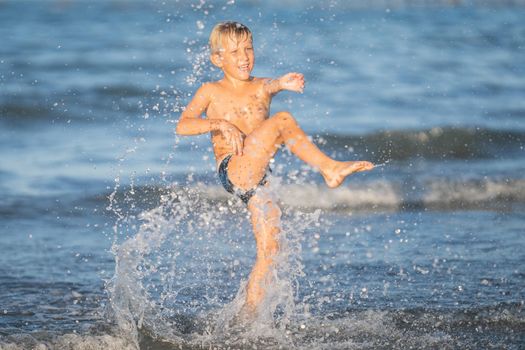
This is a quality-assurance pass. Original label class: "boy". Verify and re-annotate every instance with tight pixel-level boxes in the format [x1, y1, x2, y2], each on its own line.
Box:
[176, 21, 374, 315]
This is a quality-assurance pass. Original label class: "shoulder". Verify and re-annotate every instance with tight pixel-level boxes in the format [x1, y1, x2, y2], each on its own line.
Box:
[251, 77, 273, 91]
[252, 77, 270, 85]
[192, 82, 219, 103]
[199, 80, 229, 96]
[254, 77, 278, 95]
[196, 82, 215, 94]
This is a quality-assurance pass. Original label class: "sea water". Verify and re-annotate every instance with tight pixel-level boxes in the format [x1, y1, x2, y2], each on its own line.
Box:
[1, 1, 524, 349]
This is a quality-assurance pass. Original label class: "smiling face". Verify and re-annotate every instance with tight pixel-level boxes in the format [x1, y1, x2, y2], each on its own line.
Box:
[212, 33, 255, 82]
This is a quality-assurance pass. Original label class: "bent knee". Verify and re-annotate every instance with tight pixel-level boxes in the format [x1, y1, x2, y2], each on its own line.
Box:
[272, 111, 297, 125]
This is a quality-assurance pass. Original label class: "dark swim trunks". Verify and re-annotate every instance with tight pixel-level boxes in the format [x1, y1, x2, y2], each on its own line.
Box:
[218, 154, 270, 204]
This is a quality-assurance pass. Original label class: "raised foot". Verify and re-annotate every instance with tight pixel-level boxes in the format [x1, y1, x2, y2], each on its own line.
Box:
[322, 161, 374, 188]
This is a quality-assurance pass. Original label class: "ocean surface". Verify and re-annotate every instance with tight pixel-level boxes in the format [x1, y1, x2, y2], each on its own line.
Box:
[1, 0, 524, 349]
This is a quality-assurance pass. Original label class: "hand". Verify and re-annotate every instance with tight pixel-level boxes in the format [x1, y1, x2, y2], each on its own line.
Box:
[279, 72, 305, 93]
[217, 120, 244, 156]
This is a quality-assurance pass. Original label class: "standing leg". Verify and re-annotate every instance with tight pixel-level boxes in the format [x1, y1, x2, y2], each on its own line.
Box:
[243, 192, 282, 313]
[227, 111, 374, 190]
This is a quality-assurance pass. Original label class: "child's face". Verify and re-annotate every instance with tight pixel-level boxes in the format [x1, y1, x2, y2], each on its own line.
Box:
[214, 34, 254, 81]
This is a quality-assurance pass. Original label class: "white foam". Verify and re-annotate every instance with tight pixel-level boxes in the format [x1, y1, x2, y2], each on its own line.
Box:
[197, 177, 525, 210]
[197, 180, 401, 210]
[0, 334, 135, 350]
[423, 178, 525, 206]
[279, 181, 400, 209]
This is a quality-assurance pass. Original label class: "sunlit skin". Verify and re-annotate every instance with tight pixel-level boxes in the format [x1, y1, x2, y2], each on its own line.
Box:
[176, 31, 374, 315]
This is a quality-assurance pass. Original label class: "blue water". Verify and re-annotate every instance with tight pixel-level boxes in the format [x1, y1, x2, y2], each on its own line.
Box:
[1, 1, 524, 349]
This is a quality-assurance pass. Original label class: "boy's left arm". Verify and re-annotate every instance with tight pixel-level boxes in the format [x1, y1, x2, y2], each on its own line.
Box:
[264, 72, 305, 95]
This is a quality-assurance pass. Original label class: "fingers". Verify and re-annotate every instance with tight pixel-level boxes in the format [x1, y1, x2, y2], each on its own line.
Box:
[288, 72, 303, 79]
[286, 72, 304, 80]
[225, 128, 243, 155]
[299, 74, 304, 93]
[234, 133, 243, 156]
[219, 121, 244, 155]
[234, 130, 244, 155]
[295, 73, 305, 93]
[238, 139, 244, 155]
[227, 130, 238, 155]
[284, 72, 305, 93]
[288, 72, 304, 82]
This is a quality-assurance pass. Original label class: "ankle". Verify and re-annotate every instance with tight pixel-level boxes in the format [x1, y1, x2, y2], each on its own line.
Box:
[319, 159, 337, 175]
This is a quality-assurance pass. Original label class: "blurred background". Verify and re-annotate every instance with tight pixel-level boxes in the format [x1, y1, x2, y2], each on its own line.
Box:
[0, 0, 524, 349]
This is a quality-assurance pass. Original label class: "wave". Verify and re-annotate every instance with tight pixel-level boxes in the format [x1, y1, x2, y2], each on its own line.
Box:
[2, 92, 523, 162]
[80, 177, 525, 214]
[318, 126, 525, 161]
[1, 303, 522, 350]
[93, 84, 149, 98]
[0, 101, 56, 122]
[0, 84, 166, 125]
[195, 177, 525, 211]
[0, 333, 135, 350]
[422, 178, 525, 209]
[1, 177, 522, 220]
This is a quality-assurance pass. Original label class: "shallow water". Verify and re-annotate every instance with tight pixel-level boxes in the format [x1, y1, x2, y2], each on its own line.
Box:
[1, 0, 525, 349]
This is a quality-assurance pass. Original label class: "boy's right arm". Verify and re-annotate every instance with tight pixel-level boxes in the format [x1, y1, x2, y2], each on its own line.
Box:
[175, 84, 244, 155]
[175, 84, 219, 135]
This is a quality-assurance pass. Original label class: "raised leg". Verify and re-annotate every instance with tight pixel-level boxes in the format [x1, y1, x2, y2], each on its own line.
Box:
[227, 111, 374, 190]
[243, 192, 282, 313]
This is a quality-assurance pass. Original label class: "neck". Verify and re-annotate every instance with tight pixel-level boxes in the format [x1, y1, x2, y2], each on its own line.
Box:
[223, 74, 252, 89]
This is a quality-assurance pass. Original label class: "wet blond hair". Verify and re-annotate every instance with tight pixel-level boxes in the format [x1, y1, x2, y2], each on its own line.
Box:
[209, 21, 252, 54]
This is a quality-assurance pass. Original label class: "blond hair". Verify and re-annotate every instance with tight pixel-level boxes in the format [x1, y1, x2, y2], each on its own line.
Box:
[209, 21, 252, 54]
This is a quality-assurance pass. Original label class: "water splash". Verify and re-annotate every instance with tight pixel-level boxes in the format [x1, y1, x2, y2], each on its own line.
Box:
[105, 181, 323, 348]
[373, 159, 391, 168]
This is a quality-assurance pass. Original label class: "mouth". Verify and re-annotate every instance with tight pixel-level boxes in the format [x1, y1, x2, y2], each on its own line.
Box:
[239, 64, 250, 73]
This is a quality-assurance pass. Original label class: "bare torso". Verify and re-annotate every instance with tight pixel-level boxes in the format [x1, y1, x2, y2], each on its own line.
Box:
[205, 77, 272, 166]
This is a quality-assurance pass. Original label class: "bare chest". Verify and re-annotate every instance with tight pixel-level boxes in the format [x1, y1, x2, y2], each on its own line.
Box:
[207, 91, 270, 134]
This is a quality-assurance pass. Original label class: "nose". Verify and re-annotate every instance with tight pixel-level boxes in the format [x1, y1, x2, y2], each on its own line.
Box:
[239, 49, 249, 61]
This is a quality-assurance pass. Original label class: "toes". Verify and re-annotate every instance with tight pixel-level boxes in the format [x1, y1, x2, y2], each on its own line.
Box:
[357, 161, 374, 171]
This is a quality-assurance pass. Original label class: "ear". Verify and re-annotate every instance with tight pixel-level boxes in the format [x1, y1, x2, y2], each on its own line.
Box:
[210, 53, 222, 68]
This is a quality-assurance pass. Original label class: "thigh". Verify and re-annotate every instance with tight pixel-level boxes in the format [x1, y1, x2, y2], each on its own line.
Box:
[227, 115, 283, 189]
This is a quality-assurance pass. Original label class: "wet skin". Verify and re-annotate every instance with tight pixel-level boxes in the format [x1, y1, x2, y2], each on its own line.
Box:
[176, 33, 374, 313]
